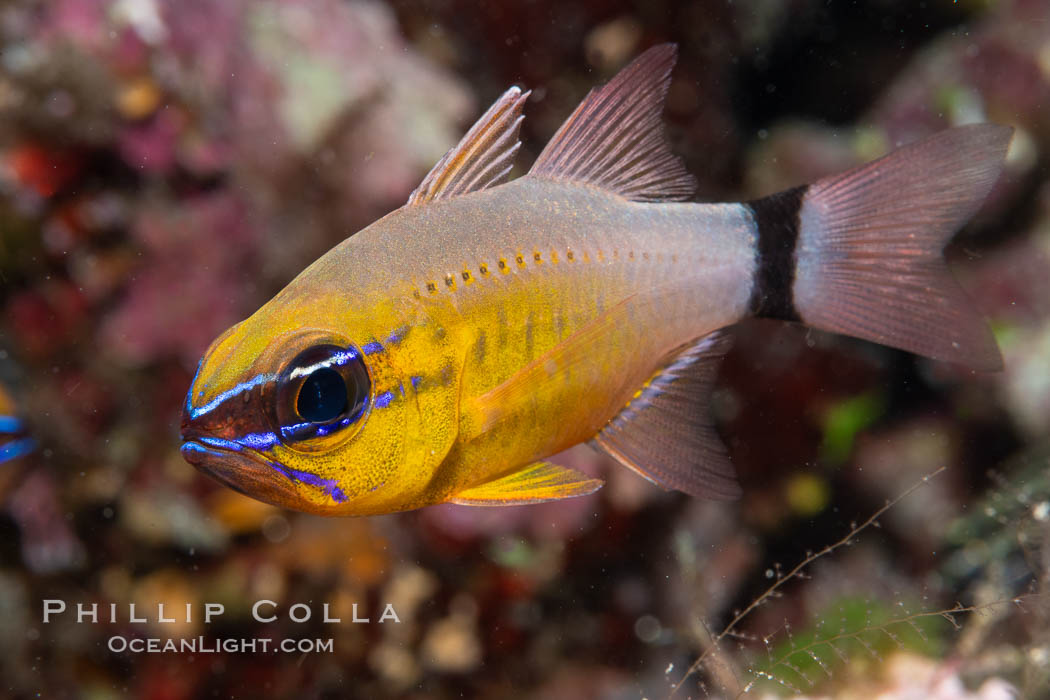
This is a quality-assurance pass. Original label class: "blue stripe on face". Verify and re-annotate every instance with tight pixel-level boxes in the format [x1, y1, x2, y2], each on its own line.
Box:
[184, 441, 348, 504]
[185, 337, 403, 499]
[188, 372, 276, 419]
[239, 432, 279, 450]
[185, 359, 204, 412]
[280, 410, 360, 442]
[269, 461, 348, 503]
[198, 436, 244, 452]
[277, 379, 400, 444]
[0, 438, 35, 463]
[180, 441, 225, 460]
[198, 432, 279, 453]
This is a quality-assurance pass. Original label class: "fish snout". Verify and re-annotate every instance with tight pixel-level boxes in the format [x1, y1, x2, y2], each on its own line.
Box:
[179, 382, 304, 507]
[180, 399, 222, 445]
[180, 381, 264, 443]
[179, 399, 197, 442]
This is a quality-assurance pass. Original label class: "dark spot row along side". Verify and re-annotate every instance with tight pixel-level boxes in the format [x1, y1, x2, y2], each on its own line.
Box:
[412, 245, 672, 297]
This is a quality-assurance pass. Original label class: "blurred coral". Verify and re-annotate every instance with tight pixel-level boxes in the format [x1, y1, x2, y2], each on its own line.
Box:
[0, 0, 1046, 698]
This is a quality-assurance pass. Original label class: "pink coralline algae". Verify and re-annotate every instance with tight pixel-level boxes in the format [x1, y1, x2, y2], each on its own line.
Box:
[99, 193, 259, 367]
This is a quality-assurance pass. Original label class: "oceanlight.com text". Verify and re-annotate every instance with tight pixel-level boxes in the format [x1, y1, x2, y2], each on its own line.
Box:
[107, 636, 334, 654]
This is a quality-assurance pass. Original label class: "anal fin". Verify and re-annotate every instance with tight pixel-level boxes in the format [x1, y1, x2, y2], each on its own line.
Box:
[450, 462, 603, 506]
[592, 329, 741, 500]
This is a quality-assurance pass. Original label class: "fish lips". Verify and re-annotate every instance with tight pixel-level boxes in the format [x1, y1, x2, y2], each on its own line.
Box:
[180, 433, 302, 509]
[179, 377, 294, 505]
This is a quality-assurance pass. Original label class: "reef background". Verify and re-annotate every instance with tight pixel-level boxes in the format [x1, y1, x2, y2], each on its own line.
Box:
[0, 0, 1048, 698]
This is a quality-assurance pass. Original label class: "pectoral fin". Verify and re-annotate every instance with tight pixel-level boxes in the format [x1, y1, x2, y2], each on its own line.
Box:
[592, 329, 741, 500]
[468, 296, 636, 434]
[450, 462, 603, 506]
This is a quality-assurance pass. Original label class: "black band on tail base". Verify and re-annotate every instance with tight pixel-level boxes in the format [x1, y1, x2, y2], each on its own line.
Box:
[745, 185, 808, 322]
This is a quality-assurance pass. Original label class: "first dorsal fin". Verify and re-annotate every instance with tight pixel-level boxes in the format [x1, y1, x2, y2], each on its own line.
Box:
[591, 330, 741, 500]
[528, 44, 696, 202]
[407, 86, 530, 205]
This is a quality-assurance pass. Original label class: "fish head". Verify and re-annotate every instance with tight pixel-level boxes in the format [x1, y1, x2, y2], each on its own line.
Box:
[179, 295, 440, 515]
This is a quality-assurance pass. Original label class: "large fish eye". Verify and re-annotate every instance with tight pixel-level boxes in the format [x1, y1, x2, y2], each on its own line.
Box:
[297, 367, 347, 422]
[275, 344, 370, 443]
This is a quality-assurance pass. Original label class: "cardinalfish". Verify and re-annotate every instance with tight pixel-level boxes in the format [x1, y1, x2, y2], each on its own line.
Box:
[180, 45, 1010, 515]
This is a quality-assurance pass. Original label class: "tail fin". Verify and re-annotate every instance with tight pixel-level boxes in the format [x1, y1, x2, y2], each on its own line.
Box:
[749, 125, 1011, 371]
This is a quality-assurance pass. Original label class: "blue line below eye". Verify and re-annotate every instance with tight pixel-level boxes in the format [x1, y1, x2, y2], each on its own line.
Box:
[0, 438, 35, 463]
[373, 391, 394, 408]
[197, 432, 279, 452]
[280, 421, 312, 439]
[280, 401, 365, 443]
[180, 442, 226, 460]
[184, 440, 348, 504]
[198, 436, 244, 452]
[269, 461, 348, 503]
[240, 432, 278, 450]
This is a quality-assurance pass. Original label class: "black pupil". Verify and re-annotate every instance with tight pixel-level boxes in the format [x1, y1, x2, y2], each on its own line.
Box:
[296, 367, 348, 423]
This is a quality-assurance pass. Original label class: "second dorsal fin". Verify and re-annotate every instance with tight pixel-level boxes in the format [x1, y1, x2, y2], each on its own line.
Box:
[407, 86, 530, 205]
[528, 44, 696, 202]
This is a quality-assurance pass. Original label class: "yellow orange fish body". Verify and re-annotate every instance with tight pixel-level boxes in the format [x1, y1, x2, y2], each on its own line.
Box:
[188, 178, 753, 513]
[181, 45, 1010, 515]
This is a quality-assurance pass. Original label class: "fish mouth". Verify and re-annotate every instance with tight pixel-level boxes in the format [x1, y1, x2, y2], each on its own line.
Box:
[180, 388, 353, 513]
[180, 438, 303, 509]
[180, 379, 296, 506]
